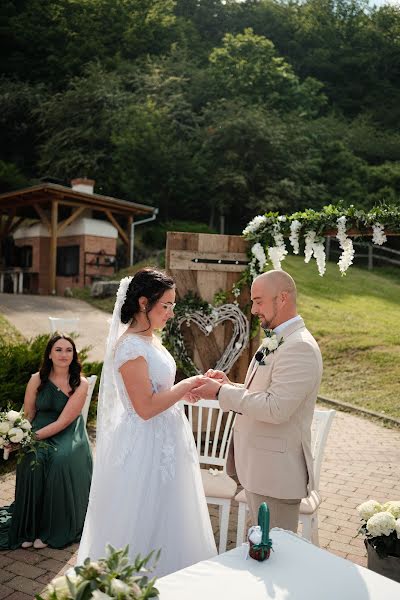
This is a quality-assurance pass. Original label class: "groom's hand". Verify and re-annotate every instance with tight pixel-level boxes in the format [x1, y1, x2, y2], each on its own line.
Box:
[204, 369, 230, 385]
[195, 376, 221, 400]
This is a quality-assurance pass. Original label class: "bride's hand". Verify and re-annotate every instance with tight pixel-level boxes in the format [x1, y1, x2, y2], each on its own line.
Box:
[182, 391, 200, 404]
[178, 375, 205, 396]
[204, 369, 230, 385]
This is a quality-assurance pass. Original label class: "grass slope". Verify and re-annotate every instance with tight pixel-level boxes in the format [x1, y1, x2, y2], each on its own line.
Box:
[283, 256, 400, 419]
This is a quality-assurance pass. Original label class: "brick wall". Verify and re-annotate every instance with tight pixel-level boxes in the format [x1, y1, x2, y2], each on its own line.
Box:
[15, 234, 117, 295]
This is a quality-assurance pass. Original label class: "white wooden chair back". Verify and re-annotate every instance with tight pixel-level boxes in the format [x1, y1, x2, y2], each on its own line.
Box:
[49, 316, 80, 334]
[182, 399, 236, 471]
[81, 375, 97, 425]
[310, 409, 336, 490]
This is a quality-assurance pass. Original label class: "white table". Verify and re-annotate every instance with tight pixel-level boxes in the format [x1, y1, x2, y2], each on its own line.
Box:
[157, 529, 400, 600]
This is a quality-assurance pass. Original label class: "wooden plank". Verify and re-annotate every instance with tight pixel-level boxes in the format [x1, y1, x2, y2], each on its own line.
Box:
[33, 203, 51, 233]
[57, 206, 85, 234]
[169, 250, 248, 272]
[105, 210, 129, 245]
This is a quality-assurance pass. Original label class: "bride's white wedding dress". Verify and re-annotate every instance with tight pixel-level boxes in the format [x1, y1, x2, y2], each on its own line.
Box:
[77, 333, 217, 577]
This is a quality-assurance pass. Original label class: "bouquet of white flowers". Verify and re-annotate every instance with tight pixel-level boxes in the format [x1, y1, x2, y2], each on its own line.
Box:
[357, 499, 400, 559]
[36, 545, 160, 600]
[0, 409, 43, 465]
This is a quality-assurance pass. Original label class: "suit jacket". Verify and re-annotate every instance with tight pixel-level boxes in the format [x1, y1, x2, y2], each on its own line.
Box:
[219, 317, 323, 500]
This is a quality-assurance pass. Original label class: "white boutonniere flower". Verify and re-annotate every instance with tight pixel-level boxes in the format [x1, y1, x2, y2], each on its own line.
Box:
[255, 330, 284, 365]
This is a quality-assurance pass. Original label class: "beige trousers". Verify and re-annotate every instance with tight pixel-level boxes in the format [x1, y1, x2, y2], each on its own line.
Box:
[245, 490, 301, 533]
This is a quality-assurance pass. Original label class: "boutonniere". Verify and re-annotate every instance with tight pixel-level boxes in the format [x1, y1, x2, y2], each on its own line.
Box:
[255, 330, 284, 365]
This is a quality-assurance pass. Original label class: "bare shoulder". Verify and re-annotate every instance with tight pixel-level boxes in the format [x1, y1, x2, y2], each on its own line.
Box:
[29, 372, 41, 388]
[80, 376, 89, 388]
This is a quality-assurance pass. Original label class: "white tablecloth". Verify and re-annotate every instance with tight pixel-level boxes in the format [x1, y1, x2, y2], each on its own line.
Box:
[157, 529, 400, 600]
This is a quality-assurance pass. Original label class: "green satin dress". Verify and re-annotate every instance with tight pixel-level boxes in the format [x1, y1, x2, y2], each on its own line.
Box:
[0, 380, 93, 549]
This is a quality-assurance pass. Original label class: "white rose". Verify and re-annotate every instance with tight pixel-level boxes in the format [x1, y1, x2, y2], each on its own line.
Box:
[262, 336, 278, 352]
[6, 410, 21, 424]
[20, 419, 32, 431]
[131, 582, 142, 597]
[110, 578, 131, 594]
[7, 427, 24, 444]
[395, 518, 400, 540]
[357, 500, 382, 521]
[0, 436, 5, 449]
[91, 591, 113, 600]
[366, 511, 396, 537]
[47, 575, 71, 599]
[0, 422, 11, 435]
[382, 501, 400, 519]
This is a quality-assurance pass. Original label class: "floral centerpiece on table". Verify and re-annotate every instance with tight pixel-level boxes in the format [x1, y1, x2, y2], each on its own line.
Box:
[0, 409, 39, 463]
[36, 545, 160, 600]
[357, 499, 400, 558]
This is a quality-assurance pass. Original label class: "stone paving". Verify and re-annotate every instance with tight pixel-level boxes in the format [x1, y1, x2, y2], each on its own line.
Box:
[1, 408, 400, 598]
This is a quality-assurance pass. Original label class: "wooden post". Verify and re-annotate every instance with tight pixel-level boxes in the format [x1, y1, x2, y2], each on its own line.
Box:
[368, 245, 373, 270]
[127, 216, 133, 266]
[50, 200, 58, 295]
[325, 236, 331, 261]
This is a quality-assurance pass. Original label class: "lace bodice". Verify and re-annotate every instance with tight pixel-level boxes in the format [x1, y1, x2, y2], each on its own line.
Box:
[114, 334, 176, 415]
[113, 333, 180, 481]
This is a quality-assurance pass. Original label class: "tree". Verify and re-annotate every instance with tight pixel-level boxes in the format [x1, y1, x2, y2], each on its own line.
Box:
[208, 28, 326, 115]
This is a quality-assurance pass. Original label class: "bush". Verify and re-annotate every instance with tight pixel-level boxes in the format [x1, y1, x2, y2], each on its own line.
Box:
[0, 335, 99, 412]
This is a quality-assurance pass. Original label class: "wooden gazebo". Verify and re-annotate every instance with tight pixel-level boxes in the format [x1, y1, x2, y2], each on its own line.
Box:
[0, 180, 156, 294]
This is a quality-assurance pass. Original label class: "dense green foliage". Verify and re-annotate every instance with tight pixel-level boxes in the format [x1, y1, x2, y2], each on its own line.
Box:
[0, 334, 101, 414]
[1, 0, 400, 232]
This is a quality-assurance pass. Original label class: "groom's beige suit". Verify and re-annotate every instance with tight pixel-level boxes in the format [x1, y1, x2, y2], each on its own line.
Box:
[219, 316, 323, 529]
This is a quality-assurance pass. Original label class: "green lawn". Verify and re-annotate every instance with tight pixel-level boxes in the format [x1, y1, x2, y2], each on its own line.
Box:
[283, 256, 400, 419]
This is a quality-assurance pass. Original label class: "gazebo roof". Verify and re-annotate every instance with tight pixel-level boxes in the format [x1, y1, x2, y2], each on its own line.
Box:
[0, 183, 156, 218]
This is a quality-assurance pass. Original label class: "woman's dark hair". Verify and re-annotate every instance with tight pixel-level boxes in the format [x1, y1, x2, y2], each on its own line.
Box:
[38, 334, 82, 395]
[121, 268, 175, 328]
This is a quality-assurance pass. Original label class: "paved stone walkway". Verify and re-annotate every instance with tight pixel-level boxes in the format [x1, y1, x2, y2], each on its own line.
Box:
[1, 409, 399, 598]
[0, 293, 110, 362]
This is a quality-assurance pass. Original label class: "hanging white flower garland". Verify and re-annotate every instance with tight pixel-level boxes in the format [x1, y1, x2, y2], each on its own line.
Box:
[242, 204, 399, 278]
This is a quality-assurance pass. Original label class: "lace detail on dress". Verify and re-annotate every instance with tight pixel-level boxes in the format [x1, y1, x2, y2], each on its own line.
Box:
[113, 335, 179, 482]
[114, 335, 147, 371]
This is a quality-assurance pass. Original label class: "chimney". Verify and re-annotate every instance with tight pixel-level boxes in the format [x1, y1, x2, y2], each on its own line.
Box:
[71, 178, 95, 194]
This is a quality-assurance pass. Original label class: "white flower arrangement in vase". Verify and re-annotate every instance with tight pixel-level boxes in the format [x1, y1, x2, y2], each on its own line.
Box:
[357, 499, 400, 559]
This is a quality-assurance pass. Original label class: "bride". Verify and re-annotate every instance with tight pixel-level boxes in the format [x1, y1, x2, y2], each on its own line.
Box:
[77, 268, 217, 576]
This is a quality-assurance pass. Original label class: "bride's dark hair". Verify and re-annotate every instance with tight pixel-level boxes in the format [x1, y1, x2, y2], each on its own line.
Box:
[120, 268, 175, 326]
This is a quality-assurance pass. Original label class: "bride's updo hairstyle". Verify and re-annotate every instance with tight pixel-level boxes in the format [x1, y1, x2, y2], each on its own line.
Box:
[120, 268, 175, 325]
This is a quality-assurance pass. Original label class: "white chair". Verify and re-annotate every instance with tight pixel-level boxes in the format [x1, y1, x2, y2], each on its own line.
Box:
[299, 409, 335, 545]
[183, 399, 237, 553]
[234, 408, 336, 547]
[81, 375, 97, 425]
[49, 316, 80, 334]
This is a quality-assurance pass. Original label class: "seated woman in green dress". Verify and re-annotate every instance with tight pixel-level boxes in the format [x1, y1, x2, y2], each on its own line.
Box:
[0, 334, 93, 550]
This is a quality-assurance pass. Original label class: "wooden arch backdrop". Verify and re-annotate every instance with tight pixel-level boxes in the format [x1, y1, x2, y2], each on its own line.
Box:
[166, 231, 260, 382]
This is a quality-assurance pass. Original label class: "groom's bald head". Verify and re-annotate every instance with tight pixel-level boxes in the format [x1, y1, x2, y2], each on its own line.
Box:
[251, 270, 297, 329]
[255, 270, 297, 303]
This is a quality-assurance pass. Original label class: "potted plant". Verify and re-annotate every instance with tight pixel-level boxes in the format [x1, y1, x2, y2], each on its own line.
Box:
[357, 500, 400, 583]
[36, 545, 160, 599]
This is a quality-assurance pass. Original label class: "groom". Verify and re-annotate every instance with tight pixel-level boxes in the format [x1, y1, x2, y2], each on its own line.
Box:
[195, 270, 323, 532]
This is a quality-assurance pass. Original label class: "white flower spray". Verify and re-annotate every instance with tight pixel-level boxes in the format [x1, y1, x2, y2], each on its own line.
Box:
[267, 225, 287, 270]
[336, 216, 355, 275]
[243, 215, 267, 237]
[372, 222, 387, 246]
[289, 219, 301, 254]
